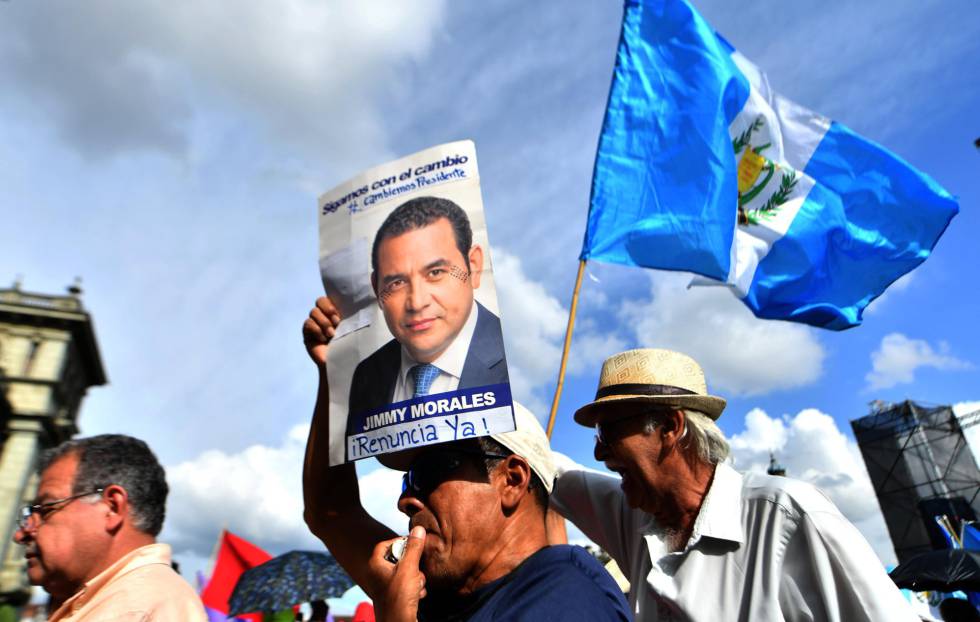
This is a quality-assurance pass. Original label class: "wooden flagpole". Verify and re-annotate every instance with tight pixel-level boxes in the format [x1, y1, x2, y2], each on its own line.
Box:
[546, 259, 587, 439]
[204, 524, 228, 584]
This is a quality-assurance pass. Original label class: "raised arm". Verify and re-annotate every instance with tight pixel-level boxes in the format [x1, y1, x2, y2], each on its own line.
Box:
[301, 296, 399, 598]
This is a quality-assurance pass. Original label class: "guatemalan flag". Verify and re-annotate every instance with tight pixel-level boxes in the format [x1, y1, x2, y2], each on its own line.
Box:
[580, 0, 958, 330]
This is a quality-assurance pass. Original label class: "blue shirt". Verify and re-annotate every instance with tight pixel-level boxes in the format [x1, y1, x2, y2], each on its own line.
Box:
[419, 544, 631, 621]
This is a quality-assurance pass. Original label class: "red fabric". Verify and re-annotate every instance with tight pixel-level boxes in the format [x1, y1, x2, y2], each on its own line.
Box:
[351, 602, 375, 622]
[200, 531, 273, 622]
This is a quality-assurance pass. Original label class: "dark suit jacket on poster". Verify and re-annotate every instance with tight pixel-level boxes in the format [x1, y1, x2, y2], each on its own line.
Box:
[348, 302, 508, 420]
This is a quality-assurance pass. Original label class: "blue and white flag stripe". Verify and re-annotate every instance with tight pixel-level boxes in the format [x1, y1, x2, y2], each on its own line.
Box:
[583, 0, 958, 330]
[582, 0, 748, 282]
[717, 49, 958, 329]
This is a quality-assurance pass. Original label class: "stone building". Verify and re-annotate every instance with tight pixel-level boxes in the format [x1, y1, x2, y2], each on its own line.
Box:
[0, 281, 106, 603]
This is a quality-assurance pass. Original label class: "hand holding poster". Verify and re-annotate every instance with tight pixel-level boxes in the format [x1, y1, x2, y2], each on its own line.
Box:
[318, 141, 515, 466]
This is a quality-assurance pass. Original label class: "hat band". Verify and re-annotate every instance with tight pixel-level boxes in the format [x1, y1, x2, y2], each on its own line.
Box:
[595, 383, 698, 400]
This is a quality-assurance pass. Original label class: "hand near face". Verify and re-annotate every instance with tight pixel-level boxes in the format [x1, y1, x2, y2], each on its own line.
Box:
[302, 296, 342, 367]
[373, 526, 427, 622]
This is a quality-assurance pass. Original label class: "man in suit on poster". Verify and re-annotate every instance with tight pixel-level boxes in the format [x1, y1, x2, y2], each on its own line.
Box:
[348, 196, 508, 420]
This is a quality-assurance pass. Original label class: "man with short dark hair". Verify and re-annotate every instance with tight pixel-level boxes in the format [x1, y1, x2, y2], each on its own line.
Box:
[553, 348, 919, 621]
[302, 297, 631, 622]
[12, 434, 206, 621]
[348, 196, 508, 419]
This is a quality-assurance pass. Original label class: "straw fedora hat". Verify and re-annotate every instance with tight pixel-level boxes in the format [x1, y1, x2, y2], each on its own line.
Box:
[574, 348, 726, 426]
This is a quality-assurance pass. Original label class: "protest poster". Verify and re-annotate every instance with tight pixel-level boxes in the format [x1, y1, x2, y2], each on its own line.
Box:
[318, 140, 515, 466]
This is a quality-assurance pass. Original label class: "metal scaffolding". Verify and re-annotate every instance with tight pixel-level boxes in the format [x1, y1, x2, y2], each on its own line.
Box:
[851, 400, 980, 564]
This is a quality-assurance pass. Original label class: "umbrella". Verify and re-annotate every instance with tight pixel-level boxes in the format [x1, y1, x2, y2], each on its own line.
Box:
[229, 550, 354, 616]
[889, 549, 980, 593]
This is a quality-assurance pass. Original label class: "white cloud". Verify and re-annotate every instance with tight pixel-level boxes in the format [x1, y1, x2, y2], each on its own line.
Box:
[493, 249, 625, 414]
[621, 273, 825, 396]
[865, 333, 971, 391]
[729, 407, 896, 565]
[356, 466, 410, 535]
[152, 396, 910, 580]
[728, 407, 788, 454]
[953, 401, 980, 470]
[162, 425, 599, 581]
[493, 250, 566, 411]
[567, 328, 630, 378]
[163, 424, 317, 559]
[163, 425, 409, 568]
[157, 426, 426, 591]
[0, 0, 447, 165]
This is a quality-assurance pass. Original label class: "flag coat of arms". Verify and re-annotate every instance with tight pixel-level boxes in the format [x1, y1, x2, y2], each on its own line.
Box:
[581, 0, 958, 330]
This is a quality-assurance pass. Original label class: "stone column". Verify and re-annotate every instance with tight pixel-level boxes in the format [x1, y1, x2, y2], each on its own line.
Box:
[0, 420, 42, 593]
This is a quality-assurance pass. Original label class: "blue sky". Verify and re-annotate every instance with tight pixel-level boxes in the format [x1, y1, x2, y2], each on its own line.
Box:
[2, 0, 978, 580]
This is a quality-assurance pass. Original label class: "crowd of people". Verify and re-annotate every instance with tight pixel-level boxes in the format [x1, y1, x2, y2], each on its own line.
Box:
[9, 198, 973, 620]
[302, 300, 921, 620]
[299, 196, 924, 621]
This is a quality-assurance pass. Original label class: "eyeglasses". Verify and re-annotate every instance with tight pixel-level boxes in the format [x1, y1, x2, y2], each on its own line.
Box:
[402, 450, 510, 497]
[595, 411, 664, 447]
[18, 489, 105, 530]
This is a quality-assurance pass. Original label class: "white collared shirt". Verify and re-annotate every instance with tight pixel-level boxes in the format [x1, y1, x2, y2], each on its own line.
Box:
[551, 459, 919, 622]
[391, 302, 479, 401]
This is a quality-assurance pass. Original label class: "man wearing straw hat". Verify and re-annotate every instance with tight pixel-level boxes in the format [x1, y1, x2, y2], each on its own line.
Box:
[551, 348, 918, 621]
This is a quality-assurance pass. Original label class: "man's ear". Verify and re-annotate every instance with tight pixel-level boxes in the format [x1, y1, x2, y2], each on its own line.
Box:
[497, 455, 532, 514]
[468, 245, 484, 289]
[103, 485, 129, 533]
[371, 271, 379, 300]
[659, 409, 686, 453]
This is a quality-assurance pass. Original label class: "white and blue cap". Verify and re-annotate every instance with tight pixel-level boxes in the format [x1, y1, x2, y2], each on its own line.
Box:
[377, 402, 557, 494]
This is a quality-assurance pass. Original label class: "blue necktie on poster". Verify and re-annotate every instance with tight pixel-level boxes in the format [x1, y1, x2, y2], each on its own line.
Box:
[581, 0, 959, 330]
[411, 363, 441, 398]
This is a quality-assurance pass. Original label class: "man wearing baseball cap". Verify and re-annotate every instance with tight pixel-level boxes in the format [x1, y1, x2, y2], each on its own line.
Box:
[551, 348, 918, 621]
[301, 296, 630, 622]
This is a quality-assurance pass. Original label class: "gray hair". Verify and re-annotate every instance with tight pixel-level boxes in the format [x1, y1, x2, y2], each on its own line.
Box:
[644, 409, 730, 465]
[38, 434, 168, 536]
